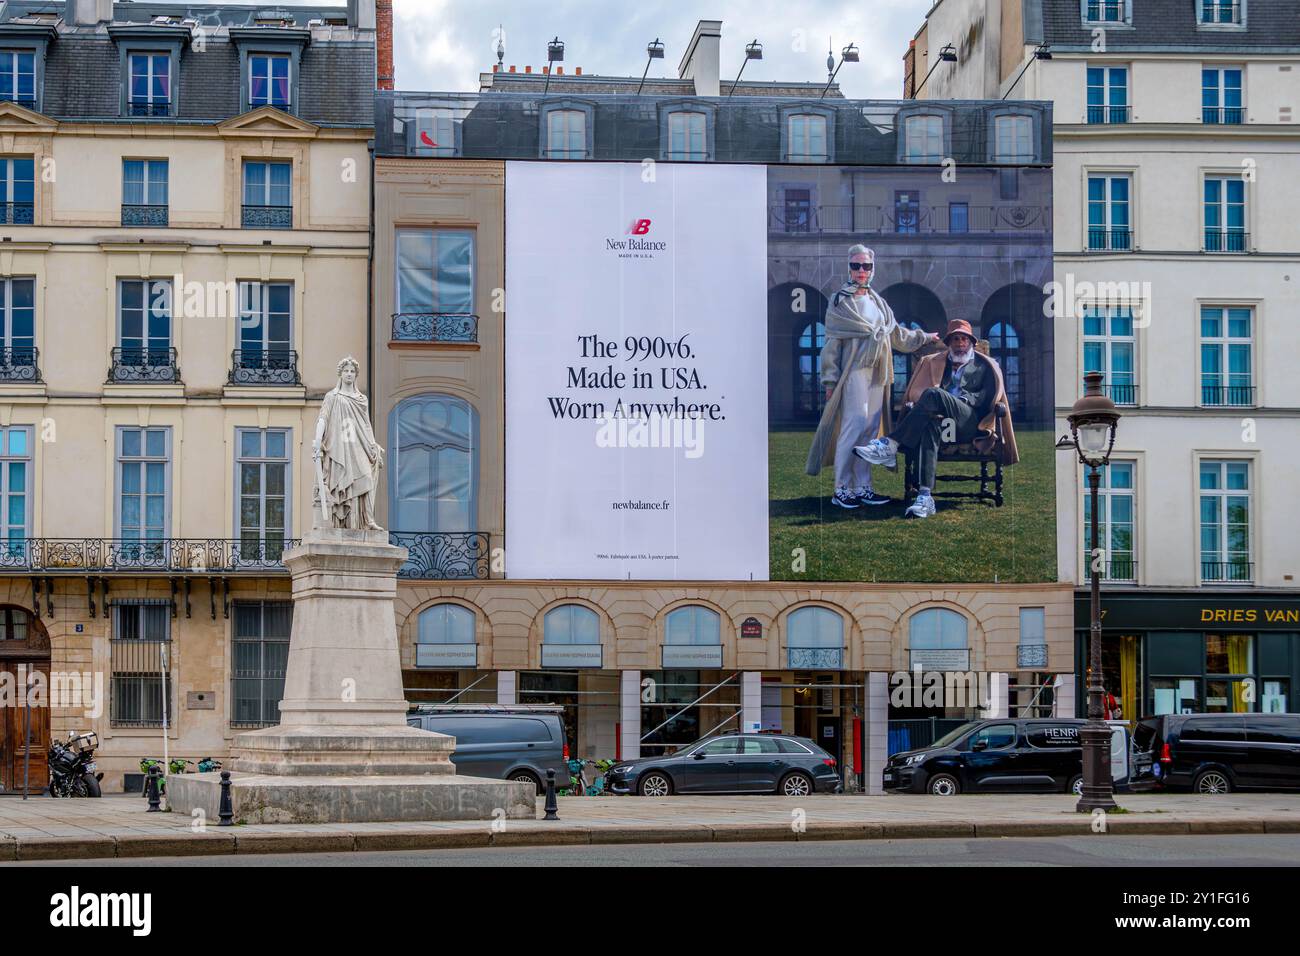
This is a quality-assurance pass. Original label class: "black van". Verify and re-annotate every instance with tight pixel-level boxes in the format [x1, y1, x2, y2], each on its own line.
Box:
[883, 718, 1088, 795]
[1130, 713, 1300, 794]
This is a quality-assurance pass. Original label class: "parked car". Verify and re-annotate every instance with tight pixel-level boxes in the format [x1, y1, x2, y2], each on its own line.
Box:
[406, 704, 568, 794]
[883, 718, 1088, 796]
[605, 733, 842, 796]
[1130, 713, 1300, 794]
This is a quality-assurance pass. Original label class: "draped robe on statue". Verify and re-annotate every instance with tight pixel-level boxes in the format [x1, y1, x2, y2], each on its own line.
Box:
[317, 387, 380, 529]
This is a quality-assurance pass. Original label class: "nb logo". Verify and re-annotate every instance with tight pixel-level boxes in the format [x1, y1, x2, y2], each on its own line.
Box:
[628, 219, 652, 235]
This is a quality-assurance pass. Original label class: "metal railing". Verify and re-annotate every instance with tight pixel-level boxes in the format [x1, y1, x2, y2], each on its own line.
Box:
[0, 346, 39, 383]
[109, 347, 179, 383]
[128, 101, 172, 117]
[241, 204, 292, 229]
[1087, 227, 1132, 251]
[1202, 106, 1245, 125]
[769, 203, 1051, 235]
[1101, 382, 1138, 405]
[390, 531, 490, 580]
[1202, 560, 1253, 583]
[229, 349, 300, 386]
[887, 718, 973, 755]
[1200, 384, 1255, 406]
[0, 202, 33, 225]
[1086, 104, 1130, 124]
[786, 647, 844, 669]
[1204, 230, 1248, 253]
[121, 204, 169, 227]
[109, 638, 173, 727]
[391, 312, 479, 344]
[1083, 557, 1138, 583]
[0, 537, 297, 573]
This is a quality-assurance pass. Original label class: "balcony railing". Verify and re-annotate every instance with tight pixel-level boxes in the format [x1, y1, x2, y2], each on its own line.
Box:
[229, 349, 300, 386]
[0, 538, 298, 574]
[0, 202, 33, 225]
[391, 312, 479, 344]
[1202, 560, 1252, 583]
[128, 101, 172, 117]
[121, 204, 169, 227]
[0, 346, 39, 383]
[1200, 384, 1255, 407]
[1083, 557, 1137, 583]
[1202, 107, 1245, 125]
[769, 203, 1051, 235]
[1086, 105, 1130, 124]
[242, 204, 292, 229]
[1101, 382, 1137, 406]
[786, 647, 844, 670]
[108, 347, 179, 383]
[1204, 230, 1248, 253]
[1087, 227, 1132, 251]
[390, 531, 490, 580]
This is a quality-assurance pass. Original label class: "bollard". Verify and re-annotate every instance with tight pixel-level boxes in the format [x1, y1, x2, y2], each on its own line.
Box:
[543, 769, 559, 821]
[145, 765, 161, 812]
[218, 770, 234, 826]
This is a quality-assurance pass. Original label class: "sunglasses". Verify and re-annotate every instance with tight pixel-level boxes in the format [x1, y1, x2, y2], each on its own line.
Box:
[849, 262, 874, 271]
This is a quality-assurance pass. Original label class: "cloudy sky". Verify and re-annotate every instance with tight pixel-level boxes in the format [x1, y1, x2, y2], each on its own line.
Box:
[236, 0, 935, 98]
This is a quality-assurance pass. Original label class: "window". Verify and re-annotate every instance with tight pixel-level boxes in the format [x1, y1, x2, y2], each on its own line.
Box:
[412, 107, 456, 157]
[667, 110, 707, 161]
[903, 114, 943, 162]
[231, 601, 290, 727]
[121, 159, 168, 227]
[895, 190, 920, 234]
[1083, 460, 1136, 581]
[0, 426, 30, 557]
[0, 51, 35, 107]
[116, 427, 169, 546]
[109, 600, 172, 727]
[1204, 634, 1253, 713]
[235, 281, 294, 381]
[786, 113, 828, 162]
[1083, 305, 1136, 404]
[235, 428, 289, 561]
[993, 114, 1034, 162]
[739, 737, 781, 755]
[545, 109, 586, 159]
[0, 157, 34, 225]
[665, 606, 721, 645]
[1084, 0, 1127, 23]
[986, 321, 1022, 415]
[970, 723, 1016, 749]
[1200, 306, 1252, 406]
[543, 605, 599, 644]
[0, 606, 29, 640]
[242, 161, 292, 229]
[1200, 0, 1243, 24]
[1203, 176, 1246, 252]
[1086, 67, 1129, 124]
[694, 738, 739, 756]
[1199, 460, 1251, 582]
[249, 53, 291, 109]
[115, 279, 172, 380]
[1017, 608, 1047, 668]
[418, 604, 475, 645]
[394, 230, 475, 341]
[1087, 174, 1131, 250]
[948, 201, 969, 233]
[782, 188, 812, 233]
[389, 395, 477, 533]
[909, 608, 969, 650]
[0, 277, 35, 378]
[1202, 68, 1243, 124]
[128, 53, 170, 116]
[786, 606, 843, 668]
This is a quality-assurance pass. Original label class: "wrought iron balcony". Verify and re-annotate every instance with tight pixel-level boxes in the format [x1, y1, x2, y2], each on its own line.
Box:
[0, 346, 39, 383]
[391, 312, 478, 344]
[0, 202, 33, 225]
[128, 101, 172, 117]
[1086, 105, 1129, 124]
[121, 204, 169, 227]
[1202, 560, 1252, 583]
[108, 347, 179, 383]
[786, 647, 844, 670]
[1202, 107, 1245, 125]
[1201, 384, 1255, 407]
[1087, 227, 1132, 251]
[1083, 556, 1137, 583]
[1101, 382, 1137, 406]
[229, 349, 300, 386]
[242, 204, 292, 229]
[769, 203, 1052, 235]
[0, 538, 298, 574]
[1204, 230, 1248, 253]
[390, 531, 490, 580]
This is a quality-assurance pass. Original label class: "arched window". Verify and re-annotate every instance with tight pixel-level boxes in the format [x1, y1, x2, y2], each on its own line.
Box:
[417, 603, 475, 645]
[543, 605, 599, 645]
[796, 320, 825, 417]
[903, 114, 943, 162]
[786, 606, 844, 669]
[908, 608, 969, 649]
[389, 394, 477, 533]
[0, 607, 29, 641]
[986, 321, 1022, 414]
[665, 606, 721, 645]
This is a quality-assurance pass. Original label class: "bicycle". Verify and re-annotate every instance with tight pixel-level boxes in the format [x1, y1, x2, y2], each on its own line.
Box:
[564, 757, 617, 796]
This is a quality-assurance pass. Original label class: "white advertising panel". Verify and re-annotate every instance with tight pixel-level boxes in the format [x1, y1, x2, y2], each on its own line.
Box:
[505, 161, 768, 580]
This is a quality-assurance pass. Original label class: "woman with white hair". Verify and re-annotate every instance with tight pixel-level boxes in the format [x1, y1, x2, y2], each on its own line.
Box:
[805, 245, 939, 508]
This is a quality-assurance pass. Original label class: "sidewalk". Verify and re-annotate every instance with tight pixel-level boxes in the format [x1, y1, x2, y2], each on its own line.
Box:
[1, 792, 1297, 860]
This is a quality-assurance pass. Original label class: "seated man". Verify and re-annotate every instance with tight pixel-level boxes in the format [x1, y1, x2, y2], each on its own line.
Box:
[853, 318, 1016, 518]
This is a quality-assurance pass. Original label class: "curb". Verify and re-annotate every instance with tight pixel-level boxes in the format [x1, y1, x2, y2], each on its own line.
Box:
[4, 815, 1293, 860]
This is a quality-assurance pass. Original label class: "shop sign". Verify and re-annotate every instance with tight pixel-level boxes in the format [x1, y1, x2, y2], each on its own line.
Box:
[416, 644, 477, 668]
[1079, 595, 1300, 630]
[541, 644, 603, 669]
[662, 645, 723, 668]
[909, 648, 971, 671]
[741, 617, 763, 639]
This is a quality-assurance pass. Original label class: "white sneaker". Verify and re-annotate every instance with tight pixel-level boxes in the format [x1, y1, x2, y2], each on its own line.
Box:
[853, 437, 898, 468]
[905, 492, 937, 518]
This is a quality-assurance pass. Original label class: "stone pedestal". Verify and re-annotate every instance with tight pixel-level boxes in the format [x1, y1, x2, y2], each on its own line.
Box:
[166, 530, 533, 823]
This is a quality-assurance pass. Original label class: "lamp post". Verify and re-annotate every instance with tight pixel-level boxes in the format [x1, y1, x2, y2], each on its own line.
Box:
[727, 40, 763, 97]
[542, 36, 564, 95]
[1002, 44, 1052, 99]
[912, 43, 956, 98]
[820, 41, 859, 99]
[636, 38, 665, 95]
[1067, 370, 1121, 812]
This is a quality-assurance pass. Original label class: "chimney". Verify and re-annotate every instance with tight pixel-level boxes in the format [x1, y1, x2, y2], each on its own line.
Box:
[375, 0, 394, 90]
[64, 0, 113, 25]
[347, 0, 377, 30]
[677, 19, 721, 97]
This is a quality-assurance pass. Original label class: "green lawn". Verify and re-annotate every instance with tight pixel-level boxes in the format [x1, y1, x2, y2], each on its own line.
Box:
[769, 427, 1057, 583]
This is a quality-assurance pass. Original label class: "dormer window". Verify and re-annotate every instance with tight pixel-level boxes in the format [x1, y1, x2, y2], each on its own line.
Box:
[249, 53, 291, 109]
[779, 106, 835, 164]
[0, 51, 34, 108]
[1084, 0, 1129, 23]
[128, 53, 171, 117]
[1200, 0, 1243, 24]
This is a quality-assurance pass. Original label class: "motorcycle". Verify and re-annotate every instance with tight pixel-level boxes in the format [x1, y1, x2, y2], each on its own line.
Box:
[48, 731, 103, 798]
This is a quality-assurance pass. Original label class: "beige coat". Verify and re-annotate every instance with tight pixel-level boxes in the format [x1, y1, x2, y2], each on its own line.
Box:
[806, 284, 936, 475]
[901, 351, 1020, 465]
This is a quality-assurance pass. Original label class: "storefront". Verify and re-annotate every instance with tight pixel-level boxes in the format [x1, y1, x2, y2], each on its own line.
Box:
[1074, 591, 1300, 724]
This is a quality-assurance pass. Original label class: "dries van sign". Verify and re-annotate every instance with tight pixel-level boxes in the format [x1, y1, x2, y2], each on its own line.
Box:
[1079, 595, 1300, 630]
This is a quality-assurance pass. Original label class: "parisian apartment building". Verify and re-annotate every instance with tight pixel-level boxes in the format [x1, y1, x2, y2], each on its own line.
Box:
[0, 0, 378, 793]
[907, 0, 1300, 722]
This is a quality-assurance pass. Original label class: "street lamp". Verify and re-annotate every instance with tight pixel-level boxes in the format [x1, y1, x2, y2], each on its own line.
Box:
[542, 36, 564, 95]
[912, 43, 956, 98]
[727, 39, 763, 97]
[1066, 370, 1121, 813]
[1002, 43, 1052, 99]
[820, 41, 859, 99]
[636, 38, 665, 95]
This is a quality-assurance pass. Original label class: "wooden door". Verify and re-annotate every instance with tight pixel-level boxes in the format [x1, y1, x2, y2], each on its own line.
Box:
[0, 661, 49, 793]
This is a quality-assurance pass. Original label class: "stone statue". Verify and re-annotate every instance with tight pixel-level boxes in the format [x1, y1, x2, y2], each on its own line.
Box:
[313, 356, 384, 530]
